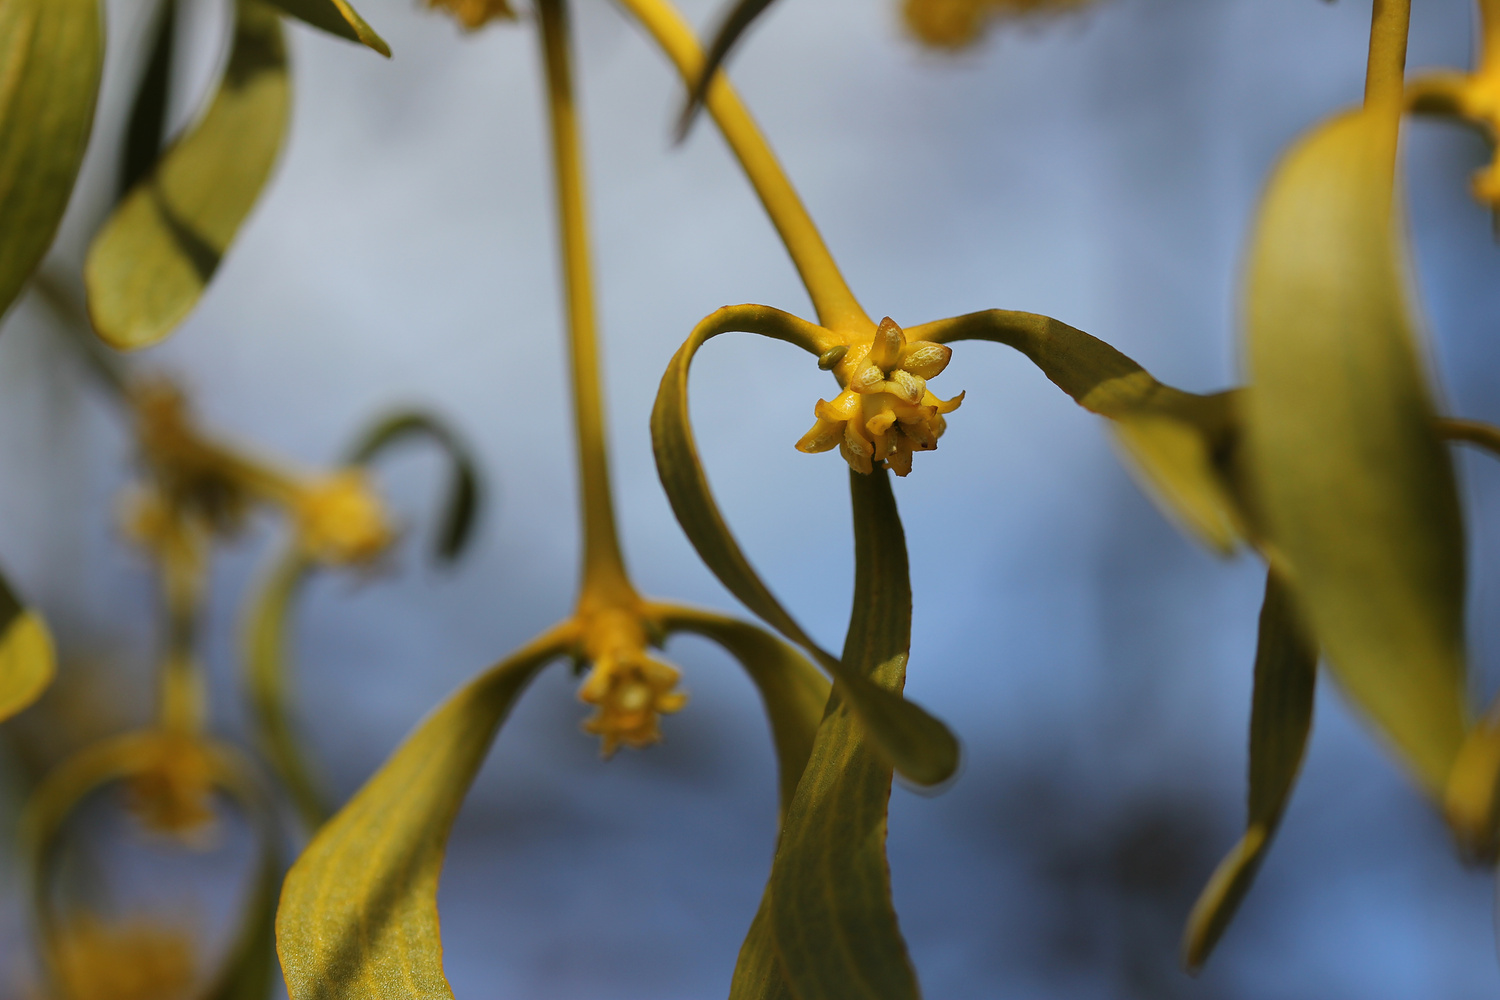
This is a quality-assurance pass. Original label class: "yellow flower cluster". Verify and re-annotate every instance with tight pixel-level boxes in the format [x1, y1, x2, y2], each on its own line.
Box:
[425, 0, 517, 30]
[293, 470, 395, 566]
[126, 734, 218, 840]
[903, 0, 1096, 49]
[576, 609, 688, 756]
[51, 915, 197, 1000]
[797, 317, 963, 477]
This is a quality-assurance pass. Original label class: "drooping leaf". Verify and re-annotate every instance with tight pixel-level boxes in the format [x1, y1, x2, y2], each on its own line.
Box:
[675, 0, 779, 139]
[654, 605, 829, 815]
[0, 569, 55, 721]
[260, 0, 390, 57]
[276, 627, 573, 1000]
[244, 545, 326, 830]
[0, 0, 104, 322]
[120, 0, 177, 200]
[652, 304, 958, 787]
[86, 0, 291, 351]
[1243, 107, 1468, 797]
[204, 751, 284, 1000]
[767, 467, 920, 1000]
[346, 411, 483, 563]
[1182, 570, 1317, 972]
[911, 309, 1246, 553]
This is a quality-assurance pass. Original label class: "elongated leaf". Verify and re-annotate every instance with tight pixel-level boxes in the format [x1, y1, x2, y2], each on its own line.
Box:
[0, 570, 55, 721]
[86, 0, 291, 351]
[911, 309, 1246, 553]
[0, 0, 103, 321]
[675, 0, 778, 139]
[120, 0, 177, 200]
[652, 304, 958, 787]
[1244, 107, 1468, 796]
[1182, 570, 1316, 971]
[346, 411, 483, 562]
[244, 545, 326, 830]
[260, 0, 389, 56]
[654, 605, 829, 815]
[276, 627, 573, 1000]
[768, 467, 920, 1000]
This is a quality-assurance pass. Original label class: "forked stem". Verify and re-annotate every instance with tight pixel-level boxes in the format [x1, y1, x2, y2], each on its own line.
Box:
[538, 0, 636, 609]
[612, 0, 872, 336]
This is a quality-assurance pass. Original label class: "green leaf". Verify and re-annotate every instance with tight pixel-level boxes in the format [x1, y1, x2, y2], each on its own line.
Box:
[1243, 107, 1468, 797]
[674, 0, 778, 139]
[0, 0, 104, 322]
[244, 545, 327, 830]
[346, 411, 483, 563]
[652, 304, 958, 787]
[260, 0, 390, 57]
[0, 570, 55, 721]
[1182, 570, 1317, 972]
[276, 627, 572, 1000]
[653, 605, 829, 816]
[86, 0, 291, 351]
[767, 467, 920, 1000]
[119, 0, 177, 200]
[912, 309, 1246, 554]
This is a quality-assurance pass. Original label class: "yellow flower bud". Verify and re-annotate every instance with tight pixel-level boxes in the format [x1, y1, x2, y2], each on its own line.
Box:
[425, 0, 517, 30]
[293, 471, 395, 566]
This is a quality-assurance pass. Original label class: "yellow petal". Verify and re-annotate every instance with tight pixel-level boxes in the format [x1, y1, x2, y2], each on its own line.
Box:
[796, 418, 843, 454]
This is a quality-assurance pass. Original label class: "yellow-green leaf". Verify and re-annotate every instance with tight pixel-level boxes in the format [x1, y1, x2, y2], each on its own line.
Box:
[0, 0, 103, 321]
[244, 545, 326, 829]
[767, 468, 920, 1000]
[260, 0, 389, 57]
[1182, 570, 1317, 972]
[653, 604, 829, 815]
[652, 304, 958, 787]
[276, 626, 573, 1000]
[1244, 107, 1468, 797]
[912, 309, 1245, 554]
[119, 0, 177, 199]
[675, 0, 778, 139]
[0, 571, 54, 721]
[86, 0, 290, 351]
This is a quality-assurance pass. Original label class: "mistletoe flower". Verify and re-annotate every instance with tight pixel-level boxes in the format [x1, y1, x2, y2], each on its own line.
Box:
[577, 609, 688, 756]
[126, 733, 218, 840]
[293, 471, 395, 567]
[425, 0, 517, 30]
[797, 317, 964, 477]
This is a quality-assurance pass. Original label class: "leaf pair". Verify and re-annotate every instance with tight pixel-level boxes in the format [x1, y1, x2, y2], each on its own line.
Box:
[276, 610, 830, 999]
[651, 304, 960, 790]
[24, 731, 283, 1000]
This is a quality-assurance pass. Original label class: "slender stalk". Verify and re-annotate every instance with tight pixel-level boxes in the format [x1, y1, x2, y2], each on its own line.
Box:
[612, 0, 872, 335]
[1365, 0, 1412, 111]
[537, 0, 636, 608]
[1482, 0, 1500, 71]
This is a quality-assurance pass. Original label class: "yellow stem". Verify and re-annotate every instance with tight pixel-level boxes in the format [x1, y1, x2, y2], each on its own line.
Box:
[612, 0, 871, 336]
[1481, 0, 1500, 71]
[1365, 0, 1412, 111]
[538, 0, 636, 608]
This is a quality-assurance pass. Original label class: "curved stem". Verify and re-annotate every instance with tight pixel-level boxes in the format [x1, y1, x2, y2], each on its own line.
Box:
[1437, 417, 1500, 457]
[1365, 0, 1411, 112]
[611, 0, 871, 334]
[537, 0, 636, 608]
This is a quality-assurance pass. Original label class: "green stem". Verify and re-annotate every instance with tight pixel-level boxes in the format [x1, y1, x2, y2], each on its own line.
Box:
[537, 0, 636, 608]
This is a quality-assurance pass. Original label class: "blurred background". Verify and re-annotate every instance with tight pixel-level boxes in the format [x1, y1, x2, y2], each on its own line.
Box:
[4, 0, 1500, 995]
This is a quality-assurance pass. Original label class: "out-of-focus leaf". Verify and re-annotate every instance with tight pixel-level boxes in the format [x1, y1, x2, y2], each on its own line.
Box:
[912, 309, 1246, 553]
[86, 0, 291, 351]
[654, 605, 828, 815]
[0, 570, 55, 721]
[346, 411, 482, 563]
[675, 0, 778, 139]
[260, 0, 390, 57]
[120, 0, 177, 200]
[768, 467, 920, 1000]
[0, 0, 104, 321]
[244, 545, 326, 830]
[276, 626, 573, 1000]
[204, 752, 283, 1000]
[729, 898, 795, 1000]
[1243, 107, 1468, 797]
[1445, 715, 1500, 861]
[652, 304, 958, 787]
[1182, 570, 1317, 972]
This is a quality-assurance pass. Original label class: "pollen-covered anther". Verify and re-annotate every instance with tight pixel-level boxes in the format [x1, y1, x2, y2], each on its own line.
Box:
[577, 611, 688, 756]
[796, 316, 963, 477]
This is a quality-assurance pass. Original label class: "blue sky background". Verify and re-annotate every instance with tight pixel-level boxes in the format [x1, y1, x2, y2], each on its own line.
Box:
[6, 0, 1500, 996]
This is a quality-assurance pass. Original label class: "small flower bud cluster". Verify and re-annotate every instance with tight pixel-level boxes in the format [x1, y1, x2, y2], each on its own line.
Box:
[797, 317, 963, 477]
[577, 609, 688, 756]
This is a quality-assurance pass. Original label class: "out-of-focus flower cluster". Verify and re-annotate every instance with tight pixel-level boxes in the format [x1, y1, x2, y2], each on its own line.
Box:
[903, 0, 1097, 50]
